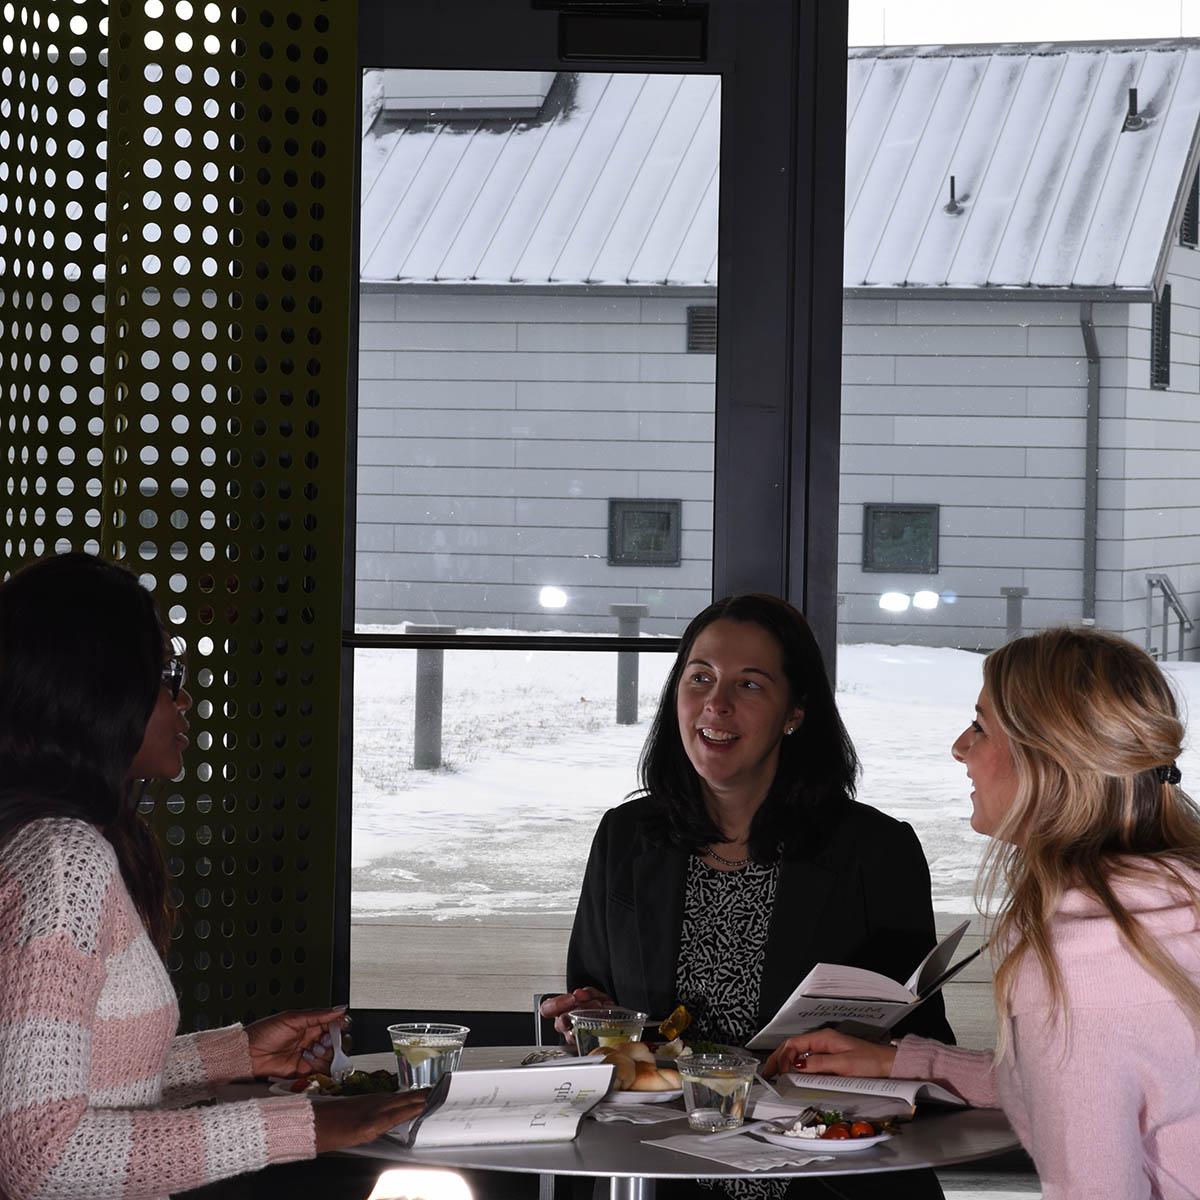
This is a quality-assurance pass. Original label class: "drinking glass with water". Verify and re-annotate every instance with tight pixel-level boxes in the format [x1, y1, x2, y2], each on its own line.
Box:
[567, 1008, 649, 1057]
[387, 1022, 470, 1090]
[679, 1052, 757, 1132]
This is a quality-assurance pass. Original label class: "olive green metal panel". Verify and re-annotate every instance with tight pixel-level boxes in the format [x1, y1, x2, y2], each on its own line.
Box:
[103, 1, 355, 1030]
[0, 3, 108, 573]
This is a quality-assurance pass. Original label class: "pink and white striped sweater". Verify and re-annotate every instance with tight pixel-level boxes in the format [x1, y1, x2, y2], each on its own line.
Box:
[0, 818, 316, 1200]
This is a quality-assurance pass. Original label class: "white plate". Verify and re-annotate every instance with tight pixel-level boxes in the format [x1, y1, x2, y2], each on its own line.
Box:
[600, 1088, 684, 1105]
[755, 1127, 892, 1153]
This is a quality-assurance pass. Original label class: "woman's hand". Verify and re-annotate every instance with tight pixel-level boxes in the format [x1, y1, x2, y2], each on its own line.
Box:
[312, 1091, 430, 1153]
[762, 1029, 898, 1080]
[538, 987, 616, 1042]
[246, 1005, 350, 1079]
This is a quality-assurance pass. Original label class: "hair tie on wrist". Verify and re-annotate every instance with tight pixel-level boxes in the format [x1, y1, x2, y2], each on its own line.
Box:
[1156, 763, 1182, 786]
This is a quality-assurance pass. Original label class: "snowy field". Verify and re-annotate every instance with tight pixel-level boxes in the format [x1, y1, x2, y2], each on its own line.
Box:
[351, 637, 1200, 919]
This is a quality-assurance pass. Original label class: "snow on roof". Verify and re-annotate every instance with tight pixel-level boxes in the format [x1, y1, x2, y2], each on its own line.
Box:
[360, 42, 1200, 295]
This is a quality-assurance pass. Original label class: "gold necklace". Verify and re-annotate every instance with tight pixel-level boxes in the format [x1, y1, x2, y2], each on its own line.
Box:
[699, 844, 751, 869]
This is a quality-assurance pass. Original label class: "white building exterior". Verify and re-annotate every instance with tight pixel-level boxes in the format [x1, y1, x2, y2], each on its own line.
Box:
[356, 43, 1200, 652]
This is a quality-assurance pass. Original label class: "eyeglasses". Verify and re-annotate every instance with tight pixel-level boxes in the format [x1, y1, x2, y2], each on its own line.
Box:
[162, 656, 187, 701]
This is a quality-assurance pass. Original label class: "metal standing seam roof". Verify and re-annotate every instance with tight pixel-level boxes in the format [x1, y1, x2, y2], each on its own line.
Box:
[359, 41, 1200, 296]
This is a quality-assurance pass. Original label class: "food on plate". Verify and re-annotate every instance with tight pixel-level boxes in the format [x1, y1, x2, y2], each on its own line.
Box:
[776, 1109, 896, 1141]
[657, 1004, 693, 1042]
[288, 1068, 397, 1097]
[588, 1041, 683, 1092]
[681, 1038, 723, 1055]
[655, 1037, 685, 1059]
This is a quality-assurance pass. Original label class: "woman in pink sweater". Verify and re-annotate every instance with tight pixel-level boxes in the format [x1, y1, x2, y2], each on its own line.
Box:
[0, 555, 426, 1199]
[765, 627, 1200, 1200]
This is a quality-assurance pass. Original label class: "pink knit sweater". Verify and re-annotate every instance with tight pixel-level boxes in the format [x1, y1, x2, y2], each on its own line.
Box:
[893, 866, 1200, 1200]
[0, 818, 316, 1200]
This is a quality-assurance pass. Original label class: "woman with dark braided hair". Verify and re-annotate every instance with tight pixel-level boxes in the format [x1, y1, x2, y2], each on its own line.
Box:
[0, 554, 425, 1199]
[767, 627, 1200, 1199]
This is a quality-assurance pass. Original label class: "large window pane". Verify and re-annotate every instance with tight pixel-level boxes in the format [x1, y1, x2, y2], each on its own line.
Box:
[355, 69, 718, 636]
[351, 68, 720, 1008]
[836, 34, 1200, 1050]
[350, 646, 673, 1010]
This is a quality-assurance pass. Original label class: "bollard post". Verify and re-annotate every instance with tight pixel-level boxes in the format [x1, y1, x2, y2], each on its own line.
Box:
[1001, 587, 1028, 641]
[610, 603, 649, 726]
[409, 623, 456, 769]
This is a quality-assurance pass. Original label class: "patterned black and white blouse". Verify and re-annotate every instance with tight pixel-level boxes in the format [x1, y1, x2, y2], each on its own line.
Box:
[675, 853, 790, 1200]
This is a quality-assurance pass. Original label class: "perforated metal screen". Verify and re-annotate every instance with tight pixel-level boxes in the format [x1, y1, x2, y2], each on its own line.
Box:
[2, 0, 356, 1030]
[1, 3, 108, 563]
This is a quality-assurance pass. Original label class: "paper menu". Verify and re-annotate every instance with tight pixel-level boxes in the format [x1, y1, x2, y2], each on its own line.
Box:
[746, 920, 975, 1048]
[387, 1063, 613, 1148]
[779, 1072, 964, 1109]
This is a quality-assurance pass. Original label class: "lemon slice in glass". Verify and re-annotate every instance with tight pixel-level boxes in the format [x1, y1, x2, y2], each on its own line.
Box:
[701, 1073, 748, 1098]
[397, 1044, 443, 1066]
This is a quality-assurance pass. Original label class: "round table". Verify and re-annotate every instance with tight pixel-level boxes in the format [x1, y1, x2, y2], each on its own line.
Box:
[340, 1048, 1021, 1200]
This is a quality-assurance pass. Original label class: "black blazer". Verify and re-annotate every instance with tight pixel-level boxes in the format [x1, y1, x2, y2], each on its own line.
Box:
[566, 795, 955, 1044]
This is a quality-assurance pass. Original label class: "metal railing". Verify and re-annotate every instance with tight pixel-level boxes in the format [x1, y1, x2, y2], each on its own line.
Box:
[1146, 574, 1194, 661]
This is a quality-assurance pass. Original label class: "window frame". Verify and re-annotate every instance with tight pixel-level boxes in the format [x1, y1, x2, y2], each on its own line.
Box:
[336, 0, 850, 1033]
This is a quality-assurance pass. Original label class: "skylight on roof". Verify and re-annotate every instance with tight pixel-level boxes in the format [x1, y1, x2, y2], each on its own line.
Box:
[375, 69, 557, 120]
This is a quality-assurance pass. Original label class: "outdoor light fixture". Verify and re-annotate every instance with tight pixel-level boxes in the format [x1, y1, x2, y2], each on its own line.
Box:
[912, 590, 940, 610]
[879, 591, 910, 613]
[539, 586, 568, 609]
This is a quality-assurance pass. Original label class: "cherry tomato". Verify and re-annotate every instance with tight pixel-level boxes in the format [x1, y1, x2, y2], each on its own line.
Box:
[822, 1123, 851, 1139]
[288, 1078, 311, 1093]
[849, 1120, 877, 1138]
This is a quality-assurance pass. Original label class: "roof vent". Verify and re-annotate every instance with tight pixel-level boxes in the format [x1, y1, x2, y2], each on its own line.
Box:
[943, 175, 963, 215]
[687, 305, 717, 353]
[1124, 87, 1146, 132]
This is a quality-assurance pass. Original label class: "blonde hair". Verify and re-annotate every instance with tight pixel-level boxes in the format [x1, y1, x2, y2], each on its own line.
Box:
[978, 627, 1200, 1041]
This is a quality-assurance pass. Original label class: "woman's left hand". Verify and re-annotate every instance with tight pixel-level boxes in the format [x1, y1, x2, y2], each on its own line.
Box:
[245, 1005, 350, 1078]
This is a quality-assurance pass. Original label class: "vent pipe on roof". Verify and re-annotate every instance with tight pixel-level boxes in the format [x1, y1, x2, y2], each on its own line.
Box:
[943, 175, 962, 215]
[1124, 87, 1146, 132]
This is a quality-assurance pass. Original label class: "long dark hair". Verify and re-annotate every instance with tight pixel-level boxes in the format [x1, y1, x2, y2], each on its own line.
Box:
[0, 553, 173, 953]
[639, 594, 859, 861]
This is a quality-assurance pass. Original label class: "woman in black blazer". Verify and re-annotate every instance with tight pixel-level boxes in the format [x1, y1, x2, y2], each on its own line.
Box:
[542, 595, 952, 1200]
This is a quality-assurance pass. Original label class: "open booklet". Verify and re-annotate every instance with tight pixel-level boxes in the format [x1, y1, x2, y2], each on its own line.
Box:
[748, 1075, 964, 1118]
[747, 919, 979, 1048]
[386, 1062, 613, 1148]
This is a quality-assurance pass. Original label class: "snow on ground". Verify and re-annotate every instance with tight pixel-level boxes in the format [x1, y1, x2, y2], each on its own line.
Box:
[351, 637, 1200, 919]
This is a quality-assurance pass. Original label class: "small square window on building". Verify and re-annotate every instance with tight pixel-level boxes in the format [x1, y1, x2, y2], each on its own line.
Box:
[686, 305, 717, 353]
[862, 504, 939, 574]
[1151, 283, 1171, 390]
[608, 499, 682, 566]
[1181, 170, 1198, 249]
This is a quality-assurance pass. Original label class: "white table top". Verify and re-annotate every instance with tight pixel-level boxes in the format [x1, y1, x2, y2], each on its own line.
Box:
[340, 1047, 1020, 1180]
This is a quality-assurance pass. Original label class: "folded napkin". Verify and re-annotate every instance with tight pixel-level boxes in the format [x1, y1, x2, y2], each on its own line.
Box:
[590, 1105, 686, 1125]
[643, 1133, 833, 1172]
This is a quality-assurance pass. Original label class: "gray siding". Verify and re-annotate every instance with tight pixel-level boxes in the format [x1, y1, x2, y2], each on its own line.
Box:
[1104, 238, 1200, 655]
[836, 297, 1131, 650]
[355, 277, 1200, 657]
[355, 290, 714, 634]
